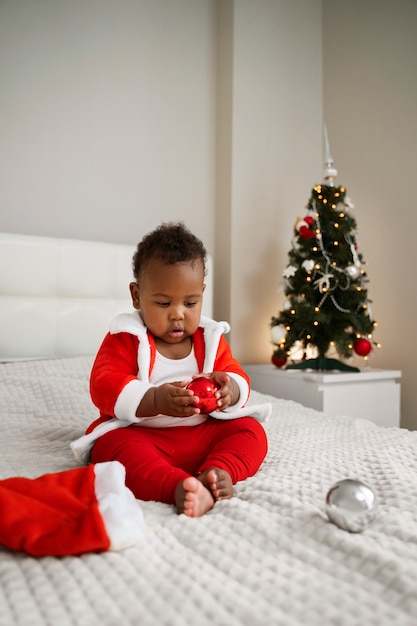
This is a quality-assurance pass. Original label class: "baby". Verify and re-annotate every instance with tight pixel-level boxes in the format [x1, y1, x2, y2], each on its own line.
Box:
[73, 222, 268, 516]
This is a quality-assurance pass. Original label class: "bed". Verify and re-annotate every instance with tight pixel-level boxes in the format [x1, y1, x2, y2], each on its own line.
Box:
[1, 232, 417, 626]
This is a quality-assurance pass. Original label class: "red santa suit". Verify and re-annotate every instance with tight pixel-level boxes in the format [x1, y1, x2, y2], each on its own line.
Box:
[71, 313, 270, 505]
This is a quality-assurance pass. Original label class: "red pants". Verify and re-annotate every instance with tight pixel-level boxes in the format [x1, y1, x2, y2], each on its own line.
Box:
[91, 417, 268, 505]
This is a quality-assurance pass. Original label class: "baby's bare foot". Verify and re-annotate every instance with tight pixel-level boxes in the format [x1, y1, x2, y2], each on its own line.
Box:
[175, 476, 214, 517]
[198, 468, 234, 501]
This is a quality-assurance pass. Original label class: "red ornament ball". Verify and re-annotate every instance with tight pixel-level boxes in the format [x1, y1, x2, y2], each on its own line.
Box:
[271, 354, 287, 368]
[299, 225, 316, 239]
[304, 215, 315, 226]
[186, 376, 220, 413]
[353, 338, 372, 357]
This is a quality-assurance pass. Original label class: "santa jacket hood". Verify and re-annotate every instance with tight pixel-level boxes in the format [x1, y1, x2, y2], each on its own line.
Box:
[110, 312, 233, 382]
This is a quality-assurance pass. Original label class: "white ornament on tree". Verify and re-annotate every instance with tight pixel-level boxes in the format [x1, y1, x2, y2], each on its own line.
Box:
[302, 259, 315, 272]
[282, 265, 297, 278]
[345, 265, 360, 279]
[270, 324, 287, 344]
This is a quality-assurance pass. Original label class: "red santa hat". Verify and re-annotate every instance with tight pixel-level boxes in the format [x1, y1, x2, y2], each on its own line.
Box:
[0, 461, 144, 557]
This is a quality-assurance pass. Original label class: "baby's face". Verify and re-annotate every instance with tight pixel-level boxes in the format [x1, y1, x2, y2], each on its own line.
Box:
[130, 258, 205, 346]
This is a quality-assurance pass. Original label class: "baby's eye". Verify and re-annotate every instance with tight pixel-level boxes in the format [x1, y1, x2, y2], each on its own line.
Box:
[156, 301, 170, 307]
[185, 301, 198, 307]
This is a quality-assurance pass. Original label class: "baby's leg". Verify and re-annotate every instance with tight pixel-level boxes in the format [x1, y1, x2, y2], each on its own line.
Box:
[91, 426, 190, 505]
[175, 477, 214, 517]
[197, 468, 234, 501]
[197, 417, 268, 490]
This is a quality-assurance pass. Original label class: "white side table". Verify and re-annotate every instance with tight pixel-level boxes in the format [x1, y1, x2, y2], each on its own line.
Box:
[244, 364, 401, 428]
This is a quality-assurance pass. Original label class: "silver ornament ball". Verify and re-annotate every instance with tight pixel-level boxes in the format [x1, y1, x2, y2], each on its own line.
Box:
[325, 479, 377, 533]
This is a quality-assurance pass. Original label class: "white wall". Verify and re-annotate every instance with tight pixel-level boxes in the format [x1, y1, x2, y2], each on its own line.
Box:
[219, 0, 322, 364]
[0, 0, 216, 249]
[323, 0, 417, 429]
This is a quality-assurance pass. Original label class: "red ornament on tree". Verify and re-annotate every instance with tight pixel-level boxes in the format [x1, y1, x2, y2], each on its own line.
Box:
[186, 377, 220, 413]
[298, 215, 316, 239]
[271, 354, 287, 368]
[353, 337, 372, 357]
[299, 225, 316, 239]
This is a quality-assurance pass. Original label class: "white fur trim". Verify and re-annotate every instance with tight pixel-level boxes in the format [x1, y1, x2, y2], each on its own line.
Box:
[209, 402, 272, 422]
[70, 420, 126, 464]
[94, 461, 145, 551]
[225, 372, 250, 409]
[113, 378, 153, 422]
[109, 311, 146, 336]
[200, 317, 230, 372]
[71, 379, 155, 464]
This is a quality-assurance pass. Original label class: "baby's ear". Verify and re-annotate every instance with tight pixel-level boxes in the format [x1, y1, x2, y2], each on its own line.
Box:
[129, 282, 141, 310]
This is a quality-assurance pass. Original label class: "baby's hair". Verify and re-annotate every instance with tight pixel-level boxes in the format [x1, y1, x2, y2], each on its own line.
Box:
[132, 222, 207, 280]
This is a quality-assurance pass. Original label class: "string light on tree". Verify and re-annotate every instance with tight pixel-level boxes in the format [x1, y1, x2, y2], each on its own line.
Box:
[270, 126, 380, 371]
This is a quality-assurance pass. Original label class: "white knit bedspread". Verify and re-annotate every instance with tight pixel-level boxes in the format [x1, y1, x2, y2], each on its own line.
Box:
[1, 356, 417, 626]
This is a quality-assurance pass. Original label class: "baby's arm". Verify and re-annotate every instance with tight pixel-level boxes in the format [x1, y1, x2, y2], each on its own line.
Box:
[136, 382, 200, 418]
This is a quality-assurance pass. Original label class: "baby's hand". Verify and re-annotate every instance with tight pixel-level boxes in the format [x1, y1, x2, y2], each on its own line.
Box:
[153, 381, 201, 417]
[137, 381, 200, 418]
[192, 372, 239, 411]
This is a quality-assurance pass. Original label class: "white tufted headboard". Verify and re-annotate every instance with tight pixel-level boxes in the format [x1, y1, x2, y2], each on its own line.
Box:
[0, 233, 213, 360]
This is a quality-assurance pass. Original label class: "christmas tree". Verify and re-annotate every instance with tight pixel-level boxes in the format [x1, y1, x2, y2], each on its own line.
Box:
[270, 128, 379, 372]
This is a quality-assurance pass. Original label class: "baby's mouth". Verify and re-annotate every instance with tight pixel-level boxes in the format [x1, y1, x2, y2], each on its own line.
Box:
[169, 327, 184, 338]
